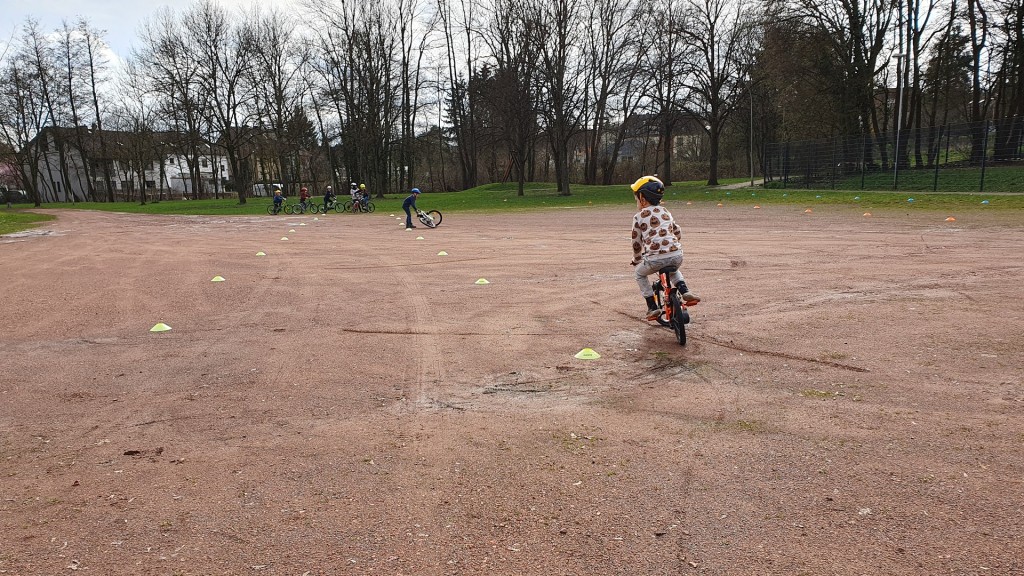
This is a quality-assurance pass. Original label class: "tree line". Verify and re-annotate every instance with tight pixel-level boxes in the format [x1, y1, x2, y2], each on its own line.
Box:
[1, 0, 1021, 205]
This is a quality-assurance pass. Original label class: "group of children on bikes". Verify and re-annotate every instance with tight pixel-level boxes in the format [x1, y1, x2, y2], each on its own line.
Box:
[270, 182, 373, 214]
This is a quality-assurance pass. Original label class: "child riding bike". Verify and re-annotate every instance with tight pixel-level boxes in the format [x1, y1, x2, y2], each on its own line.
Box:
[629, 175, 700, 320]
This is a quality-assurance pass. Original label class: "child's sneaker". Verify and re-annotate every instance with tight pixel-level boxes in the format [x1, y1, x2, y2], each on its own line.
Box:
[645, 307, 662, 321]
[681, 291, 701, 303]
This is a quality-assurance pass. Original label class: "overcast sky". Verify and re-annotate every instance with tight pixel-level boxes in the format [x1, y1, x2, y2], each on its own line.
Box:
[0, 0, 290, 60]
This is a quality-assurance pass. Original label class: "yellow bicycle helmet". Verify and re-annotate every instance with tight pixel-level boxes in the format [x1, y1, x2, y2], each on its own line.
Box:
[631, 175, 664, 204]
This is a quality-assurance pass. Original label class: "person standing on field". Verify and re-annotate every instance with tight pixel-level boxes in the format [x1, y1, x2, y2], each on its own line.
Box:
[403, 188, 421, 229]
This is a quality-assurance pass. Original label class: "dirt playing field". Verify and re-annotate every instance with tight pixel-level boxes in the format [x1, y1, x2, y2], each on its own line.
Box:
[1, 203, 1022, 575]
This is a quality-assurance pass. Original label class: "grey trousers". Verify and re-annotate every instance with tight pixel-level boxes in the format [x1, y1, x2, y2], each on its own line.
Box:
[635, 252, 686, 298]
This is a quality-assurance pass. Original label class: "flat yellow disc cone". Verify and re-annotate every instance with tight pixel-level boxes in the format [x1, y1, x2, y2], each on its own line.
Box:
[281, 237, 289, 240]
[313, 217, 319, 221]
[150, 323, 172, 332]
[211, 276, 225, 282]
[804, 208, 813, 213]
[717, 203, 723, 207]
[945, 216, 956, 222]
[437, 251, 448, 256]
[299, 223, 306, 226]
[475, 278, 490, 285]
[417, 236, 425, 240]
[574, 348, 600, 360]
[255, 251, 266, 256]
[289, 229, 296, 233]
[863, 212, 872, 217]
[753, 205, 761, 209]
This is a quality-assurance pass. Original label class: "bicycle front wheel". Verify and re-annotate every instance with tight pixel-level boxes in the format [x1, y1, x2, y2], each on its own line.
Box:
[426, 210, 442, 227]
[267, 204, 278, 215]
[366, 202, 375, 213]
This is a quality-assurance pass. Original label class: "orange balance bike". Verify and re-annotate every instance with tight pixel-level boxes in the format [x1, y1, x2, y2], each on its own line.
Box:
[650, 265, 697, 345]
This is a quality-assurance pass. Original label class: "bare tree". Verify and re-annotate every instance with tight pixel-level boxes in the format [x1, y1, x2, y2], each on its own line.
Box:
[478, 0, 542, 195]
[580, 0, 643, 185]
[680, 0, 758, 185]
[637, 0, 689, 185]
[533, 0, 588, 195]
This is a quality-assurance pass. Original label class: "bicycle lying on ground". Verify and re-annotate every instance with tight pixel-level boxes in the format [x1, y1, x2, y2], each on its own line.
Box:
[650, 265, 697, 345]
[416, 208, 442, 228]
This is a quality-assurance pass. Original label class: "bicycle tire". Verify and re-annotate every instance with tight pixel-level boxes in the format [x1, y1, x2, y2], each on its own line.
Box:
[669, 291, 686, 345]
[366, 202, 375, 213]
[284, 205, 295, 215]
[427, 210, 441, 227]
[267, 204, 279, 215]
[333, 202, 345, 213]
[342, 201, 352, 213]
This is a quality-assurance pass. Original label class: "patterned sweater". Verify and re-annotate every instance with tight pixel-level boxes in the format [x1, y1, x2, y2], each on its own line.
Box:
[631, 205, 683, 263]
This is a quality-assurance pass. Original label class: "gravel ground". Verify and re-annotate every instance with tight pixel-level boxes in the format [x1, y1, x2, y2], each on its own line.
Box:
[1, 204, 1021, 575]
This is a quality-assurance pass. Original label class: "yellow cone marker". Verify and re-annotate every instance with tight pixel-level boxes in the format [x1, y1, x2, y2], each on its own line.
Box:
[717, 203, 723, 207]
[945, 216, 956, 222]
[255, 251, 266, 256]
[150, 323, 172, 332]
[211, 275, 225, 282]
[863, 212, 872, 217]
[437, 251, 448, 256]
[804, 208, 813, 213]
[574, 348, 600, 360]
[754, 205, 761, 209]
[390, 214, 395, 217]
[299, 223, 306, 226]
[313, 217, 319, 221]
[281, 237, 289, 240]
[289, 229, 296, 232]
[417, 236, 425, 240]
[475, 278, 490, 285]
[686, 201, 692, 205]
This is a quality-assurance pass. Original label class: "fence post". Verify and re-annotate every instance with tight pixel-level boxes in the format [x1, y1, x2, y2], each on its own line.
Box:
[860, 134, 867, 190]
[933, 124, 945, 192]
[893, 127, 900, 191]
[831, 138, 837, 189]
[980, 119, 989, 192]
[783, 143, 789, 189]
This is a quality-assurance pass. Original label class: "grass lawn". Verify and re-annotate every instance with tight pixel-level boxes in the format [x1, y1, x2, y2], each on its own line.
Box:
[0, 210, 56, 235]
[3, 177, 1021, 235]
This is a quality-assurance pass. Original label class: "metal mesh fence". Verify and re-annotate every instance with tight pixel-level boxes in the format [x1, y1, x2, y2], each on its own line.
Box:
[764, 117, 1024, 192]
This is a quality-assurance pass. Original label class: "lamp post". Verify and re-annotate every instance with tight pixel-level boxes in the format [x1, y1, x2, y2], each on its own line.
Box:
[892, 52, 906, 189]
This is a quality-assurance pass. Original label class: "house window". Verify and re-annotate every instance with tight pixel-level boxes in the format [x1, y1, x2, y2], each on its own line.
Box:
[202, 158, 208, 167]
[121, 180, 131, 190]
[145, 180, 156, 189]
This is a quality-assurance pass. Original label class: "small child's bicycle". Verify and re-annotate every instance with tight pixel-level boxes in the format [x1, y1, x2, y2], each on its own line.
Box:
[344, 194, 375, 213]
[650, 265, 697, 345]
[416, 208, 443, 228]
